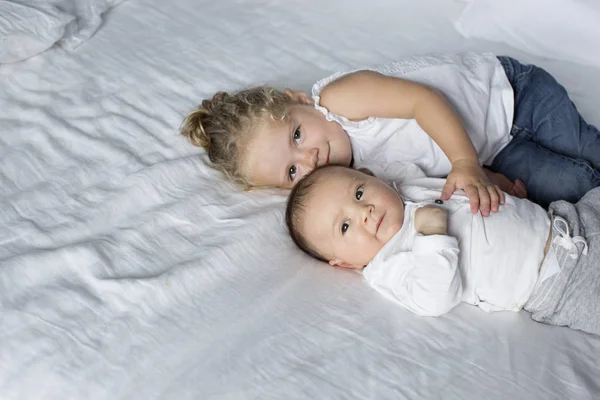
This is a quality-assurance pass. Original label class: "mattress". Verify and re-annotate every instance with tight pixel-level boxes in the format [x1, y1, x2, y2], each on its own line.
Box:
[1, 0, 599, 398]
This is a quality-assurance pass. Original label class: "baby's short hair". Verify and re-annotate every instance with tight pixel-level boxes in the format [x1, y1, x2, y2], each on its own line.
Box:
[285, 165, 349, 262]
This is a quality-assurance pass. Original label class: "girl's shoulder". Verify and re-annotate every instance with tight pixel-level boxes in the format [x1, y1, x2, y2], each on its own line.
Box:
[310, 52, 501, 129]
[311, 52, 497, 101]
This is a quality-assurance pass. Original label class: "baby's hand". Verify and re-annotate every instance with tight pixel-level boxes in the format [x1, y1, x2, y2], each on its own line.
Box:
[414, 205, 448, 236]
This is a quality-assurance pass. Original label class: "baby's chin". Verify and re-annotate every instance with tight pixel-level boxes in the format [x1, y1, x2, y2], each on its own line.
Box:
[380, 222, 402, 243]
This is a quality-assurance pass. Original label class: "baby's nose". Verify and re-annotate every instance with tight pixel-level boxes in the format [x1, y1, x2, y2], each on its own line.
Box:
[363, 205, 374, 224]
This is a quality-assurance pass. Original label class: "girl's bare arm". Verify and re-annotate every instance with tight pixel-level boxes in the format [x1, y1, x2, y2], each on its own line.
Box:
[320, 70, 504, 216]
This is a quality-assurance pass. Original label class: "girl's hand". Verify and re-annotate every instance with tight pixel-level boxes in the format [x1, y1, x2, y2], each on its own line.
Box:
[441, 160, 504, 216]
[509, 179, 528, 199]
[482, 169, 528, 199]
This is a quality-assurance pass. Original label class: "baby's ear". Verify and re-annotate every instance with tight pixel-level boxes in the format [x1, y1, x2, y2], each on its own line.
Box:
[328, 259, 364, 270]
[284, 88, 314, 105]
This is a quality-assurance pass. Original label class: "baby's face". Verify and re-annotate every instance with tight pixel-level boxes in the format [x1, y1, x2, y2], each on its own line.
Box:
[301, 167, 405, 269]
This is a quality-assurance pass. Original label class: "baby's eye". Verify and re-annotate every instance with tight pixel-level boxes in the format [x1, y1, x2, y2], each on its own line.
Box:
[355, 186, 364, 200]
[289, 165, 297, 181]
[293, 127, 301, 144]
[341, 220, 350, 235]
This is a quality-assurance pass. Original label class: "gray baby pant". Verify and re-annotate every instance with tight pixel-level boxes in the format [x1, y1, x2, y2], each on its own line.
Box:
[524, 187, 600, 336]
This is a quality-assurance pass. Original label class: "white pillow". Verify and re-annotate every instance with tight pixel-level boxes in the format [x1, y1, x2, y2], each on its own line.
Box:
[0, 1, 73, 63]
[455, 0, 600, 68]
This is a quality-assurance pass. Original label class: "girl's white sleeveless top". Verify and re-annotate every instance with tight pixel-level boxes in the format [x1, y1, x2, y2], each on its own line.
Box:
[311, 53, 514, 177]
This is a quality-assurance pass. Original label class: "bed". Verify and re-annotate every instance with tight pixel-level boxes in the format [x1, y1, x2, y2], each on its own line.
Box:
[1, 0, 599, 398]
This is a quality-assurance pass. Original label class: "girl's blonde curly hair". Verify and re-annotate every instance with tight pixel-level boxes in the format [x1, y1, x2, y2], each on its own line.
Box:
[181, 87, 296, 188]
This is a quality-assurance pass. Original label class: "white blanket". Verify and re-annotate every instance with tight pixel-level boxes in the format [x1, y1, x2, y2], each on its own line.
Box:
[1, 0, 600, 398]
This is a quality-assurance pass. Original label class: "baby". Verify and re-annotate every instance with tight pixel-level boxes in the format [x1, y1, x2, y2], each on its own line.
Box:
[286, 165, 599, 335]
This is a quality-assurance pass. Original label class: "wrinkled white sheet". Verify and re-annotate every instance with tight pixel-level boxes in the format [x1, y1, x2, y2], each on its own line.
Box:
[455, 0, 600, 68]
[49, 0, 127, 50]
[1, 0, 600, 399]
[0, 1, 72, 63]
[0, 0, 126, 63]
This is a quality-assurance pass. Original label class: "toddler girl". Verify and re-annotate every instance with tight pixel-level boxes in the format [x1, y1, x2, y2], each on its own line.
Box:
[181, 53, 600, 211]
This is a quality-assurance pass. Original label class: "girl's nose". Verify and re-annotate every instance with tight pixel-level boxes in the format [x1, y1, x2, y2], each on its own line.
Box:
[299, 148, 319, 169]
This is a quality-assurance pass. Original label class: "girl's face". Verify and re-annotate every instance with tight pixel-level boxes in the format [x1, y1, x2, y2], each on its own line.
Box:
[244, 105, 352, 188]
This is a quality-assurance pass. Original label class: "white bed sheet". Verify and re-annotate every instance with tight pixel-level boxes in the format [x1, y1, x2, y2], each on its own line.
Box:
[1, 0, 599, 398]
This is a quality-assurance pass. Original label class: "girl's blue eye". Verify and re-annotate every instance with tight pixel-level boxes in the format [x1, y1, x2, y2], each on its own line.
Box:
[355, 187, 364, 200]
[341, 221, 349, 235]
[289, 165, 297, 180]
[293, 127, 301, 144]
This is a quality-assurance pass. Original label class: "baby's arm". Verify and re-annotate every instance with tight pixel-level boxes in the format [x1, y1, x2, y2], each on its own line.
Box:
[409, 206, 462, 316]
[414, 205, 448, 236]
[369, 206, 462, 317]
[319, 71, 504, 216]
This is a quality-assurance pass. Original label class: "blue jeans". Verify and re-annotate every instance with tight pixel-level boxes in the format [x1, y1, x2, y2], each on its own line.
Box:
[489, 56, 600, 208]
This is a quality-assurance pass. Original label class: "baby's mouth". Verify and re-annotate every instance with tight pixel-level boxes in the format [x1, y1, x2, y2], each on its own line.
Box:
[375, 214, 385, 235]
